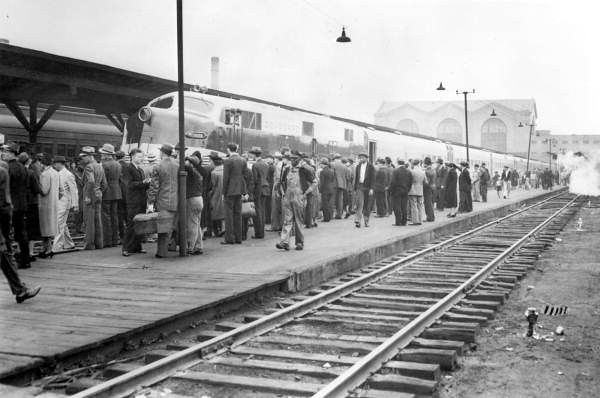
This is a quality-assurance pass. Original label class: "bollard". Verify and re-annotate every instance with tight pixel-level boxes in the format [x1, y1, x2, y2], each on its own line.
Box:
[576, 217, 583, 231]
[525, 307, 538, 337]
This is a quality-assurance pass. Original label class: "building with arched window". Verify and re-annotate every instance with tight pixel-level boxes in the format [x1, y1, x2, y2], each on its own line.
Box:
[396, 118, 419, 134]
[374, 98, 538, 158]
[437, 118, 462, 142]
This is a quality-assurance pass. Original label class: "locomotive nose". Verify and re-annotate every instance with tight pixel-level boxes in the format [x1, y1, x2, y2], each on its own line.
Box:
[138, 106, 152, 123]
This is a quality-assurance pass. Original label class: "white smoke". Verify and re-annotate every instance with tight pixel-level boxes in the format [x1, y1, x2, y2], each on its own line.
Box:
[558, 151, 600, 196]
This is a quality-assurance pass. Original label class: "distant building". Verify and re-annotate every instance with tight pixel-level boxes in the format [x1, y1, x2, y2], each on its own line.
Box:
[530, 130, 600, 168]
[374, 99, 538, 157]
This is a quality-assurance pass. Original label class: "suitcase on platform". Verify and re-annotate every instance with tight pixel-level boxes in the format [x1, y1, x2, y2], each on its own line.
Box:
[133, 211, 175, 235]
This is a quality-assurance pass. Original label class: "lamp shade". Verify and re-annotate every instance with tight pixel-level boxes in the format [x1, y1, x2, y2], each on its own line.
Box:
[336, 27, 351, 43]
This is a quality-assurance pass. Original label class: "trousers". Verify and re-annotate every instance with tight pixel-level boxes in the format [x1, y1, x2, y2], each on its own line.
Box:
[392, 194, 409, 225]
[123, 203, 145, 253]
[335, 188, 345, 218]
[321, 192, 334, 221]
[270, 189, 282, 230]
[423, 185, 435, 222]
[408, 195, 424, 224]
[53, 198, 74, 251]
[12, 210, 30, 266]
[102, 199, 120, 247]
[83, 202, 103, 250]
[280, 198, 304, 245]
[354, 186, 373, 225]
[224, 195, 242, 243]
[1, 251, 26, 295]
[480, 182, 488, 202]
[253, 193, 266, 238]
[375, 191, 386, 216]
[186, 196, 203, 251]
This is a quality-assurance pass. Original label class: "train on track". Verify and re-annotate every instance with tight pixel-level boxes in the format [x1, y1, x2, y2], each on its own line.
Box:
[0, 104, 121, 158]
[123, 89, 545, 172]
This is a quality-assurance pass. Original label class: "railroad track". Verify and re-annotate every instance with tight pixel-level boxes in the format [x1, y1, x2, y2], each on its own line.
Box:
[61, 191, 581, 398]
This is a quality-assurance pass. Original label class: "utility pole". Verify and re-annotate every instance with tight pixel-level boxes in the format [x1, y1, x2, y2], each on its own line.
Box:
[176, 0, 187, 256]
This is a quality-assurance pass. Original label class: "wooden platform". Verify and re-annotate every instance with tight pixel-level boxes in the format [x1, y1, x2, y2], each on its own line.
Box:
[0, 188, 558, 380]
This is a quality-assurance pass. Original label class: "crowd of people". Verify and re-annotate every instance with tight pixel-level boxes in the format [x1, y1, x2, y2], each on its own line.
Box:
[0, 138, 560, 303]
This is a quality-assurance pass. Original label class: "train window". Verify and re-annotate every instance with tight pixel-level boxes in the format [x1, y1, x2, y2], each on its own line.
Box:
[241, 111, 262, 130]
[185, 97, 214, 114]
[302, 121, 314, 137]
[150, 96, 174, 109]
[66, 145, 76, 159]
[56, 144, 66, 156]
[41, 143, 53, 155]
[583, 140, 589, 144]
[572, 140, 579, 144]
[344, 129, 354, 142]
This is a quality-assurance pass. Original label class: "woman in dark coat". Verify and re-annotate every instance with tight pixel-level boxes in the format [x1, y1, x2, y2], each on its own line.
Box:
[19, 153, 42, 258]
[444, 163, 458, 217]
[458, 162, 472, 213]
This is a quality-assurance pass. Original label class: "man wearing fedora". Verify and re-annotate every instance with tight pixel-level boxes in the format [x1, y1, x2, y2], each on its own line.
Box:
[122, 148, 151, 256]
[276, 150, 316, 250]
[80, 146, 107, 250]
[1, 142, 31, 268]
[222, 143, 249, 245]
[100, 143, 122, 248]
[52, 155, 78, 252]
[389, 159, 412, 226]
[148, 144, 179, 257]
[249, 146, 268, 239]
[318, 157, 335, 222]
[353, 152, 375, 228]
[331, 153, 347, 220]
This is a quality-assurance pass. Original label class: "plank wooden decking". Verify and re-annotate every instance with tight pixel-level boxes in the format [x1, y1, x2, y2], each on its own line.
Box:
[0, 188, 552, 380]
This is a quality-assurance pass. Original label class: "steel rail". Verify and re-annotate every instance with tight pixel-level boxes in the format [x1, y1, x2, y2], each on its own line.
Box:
[312, 193, 579, 398]
[73, 189, 568, 398]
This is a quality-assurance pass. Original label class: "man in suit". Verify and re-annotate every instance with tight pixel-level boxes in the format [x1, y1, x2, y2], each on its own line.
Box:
[373, 158, 388, 217]
[80, 146, 107, 250]
[331, 154, 347, 219]
[148, 144, 179, 257]
[479, 162, 490, 202]
[249, 146, 269, 239]
[116, 150, 128, 240]
[501, 165, 512, 199]
[434, 158, 447, 211]
[100, 143, 122, 247]
[52, 156, 79, 252]
[344, 158, 355, 217]
[389, 159, 412, 226]
[423, 157, 436, 222]
[318, 158, 335, 222]
[222, 143, 249, 244]
[2, 142, 30, 268]
[408, 159, 426, 225]
[353, 152, 375, 228]
[122, 148, 150, 256]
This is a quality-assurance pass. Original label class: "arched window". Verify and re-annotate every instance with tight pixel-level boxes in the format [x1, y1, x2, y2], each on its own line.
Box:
[437, 118, 462, 143]
[481, 118, 507, 152]
[396, 118, 419, 134]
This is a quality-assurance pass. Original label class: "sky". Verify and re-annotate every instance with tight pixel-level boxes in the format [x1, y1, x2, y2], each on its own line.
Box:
[1, 0, 599, 134]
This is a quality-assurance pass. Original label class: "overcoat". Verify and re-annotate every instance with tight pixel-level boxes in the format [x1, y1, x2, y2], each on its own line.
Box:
[38, 166, 60, 237]
[444, 168, 458, 208]
[210, 165, 224, 220]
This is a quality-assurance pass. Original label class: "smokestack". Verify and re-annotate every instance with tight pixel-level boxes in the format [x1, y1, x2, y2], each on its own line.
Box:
[211, 57, 219, 90]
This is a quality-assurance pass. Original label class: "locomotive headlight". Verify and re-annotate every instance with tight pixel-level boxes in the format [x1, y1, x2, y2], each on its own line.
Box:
[138, 106, 152, 123]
